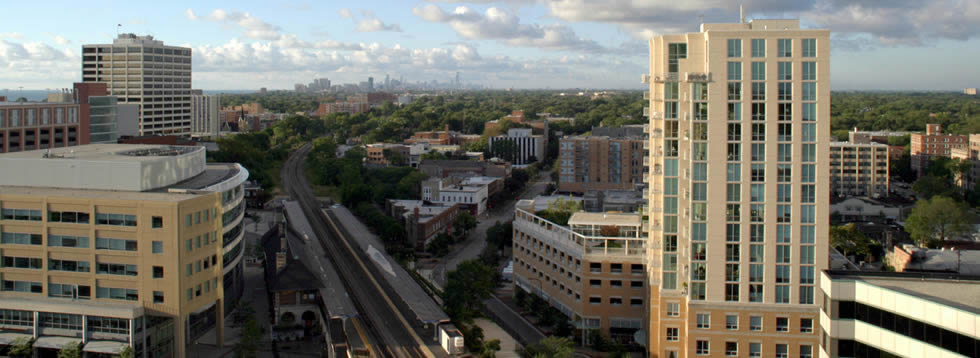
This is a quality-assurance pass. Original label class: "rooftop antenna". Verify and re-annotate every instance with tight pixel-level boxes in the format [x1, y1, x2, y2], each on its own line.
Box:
[116, 23, 122, 37]
[740, 4, 745, 23]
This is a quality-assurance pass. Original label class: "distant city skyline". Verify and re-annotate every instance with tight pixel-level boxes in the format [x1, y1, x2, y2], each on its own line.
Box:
[1, 1, 979, 90]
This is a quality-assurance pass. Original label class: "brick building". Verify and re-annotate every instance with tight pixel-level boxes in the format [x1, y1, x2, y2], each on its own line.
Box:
[910, 124, 968, 175]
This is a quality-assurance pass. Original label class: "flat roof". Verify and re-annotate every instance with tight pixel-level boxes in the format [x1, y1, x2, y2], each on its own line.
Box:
[0, 144, 209, 191]
[831, 141, 890, 147]
[569, 212, 643, 227]
[826, 271, 980, 315]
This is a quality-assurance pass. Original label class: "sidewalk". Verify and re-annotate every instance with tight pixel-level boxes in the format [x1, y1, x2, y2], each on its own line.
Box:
[482, 284, 545, 346]
[474, 318, 521, 358]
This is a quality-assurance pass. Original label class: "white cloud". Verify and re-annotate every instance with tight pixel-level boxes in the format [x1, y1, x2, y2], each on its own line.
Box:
[0, 40, 78, 88]
[540, 0, 980, 47]
[413, 5, 617, 54]
[339, 9, 403, 33]
[53, 35, 71, 45]
[356, 17, 403, 32]
[0, 32, 24, 39]
[187, 8, 283, 40]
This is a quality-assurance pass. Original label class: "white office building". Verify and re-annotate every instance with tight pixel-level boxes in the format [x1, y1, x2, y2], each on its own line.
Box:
[191, 94, 220, 138]
[489, 128, 544, 166]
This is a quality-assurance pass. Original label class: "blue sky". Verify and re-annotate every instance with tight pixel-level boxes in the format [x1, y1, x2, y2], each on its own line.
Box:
[1, 0, 979, 90]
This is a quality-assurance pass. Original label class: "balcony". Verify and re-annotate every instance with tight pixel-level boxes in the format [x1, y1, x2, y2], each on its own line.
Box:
[685, 72, 712, 82]
[641, 74, 651, 84]
[643, 91, 650, 100]
[643, 123, 650, 134]
[650, 111, 664, 120]
[643, 107, 650, 117]
[653, 73, 679, 82]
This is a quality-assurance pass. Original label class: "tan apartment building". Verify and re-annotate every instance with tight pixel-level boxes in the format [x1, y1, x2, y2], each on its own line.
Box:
[910, 124, 968, 175]
[512, 200, 646, 342]
[559, 126, 647, 194]
[0, 144, 248, 357]
[645, 18, 829, 358]
[829, 141, 889, 198]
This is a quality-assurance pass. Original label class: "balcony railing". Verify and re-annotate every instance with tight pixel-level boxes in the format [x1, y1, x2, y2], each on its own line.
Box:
[685, 72, 711, 82]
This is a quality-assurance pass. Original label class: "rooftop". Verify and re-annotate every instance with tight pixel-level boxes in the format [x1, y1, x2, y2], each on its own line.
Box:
[0, 144, 244, 193]
[825, 270, 980, 315]
[569, 212, 643, 227]
[899, 247, 980, 276]
[831, 141, 890, 148]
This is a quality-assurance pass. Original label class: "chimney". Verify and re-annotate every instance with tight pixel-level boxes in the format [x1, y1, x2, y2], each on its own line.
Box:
[740, 4, 745, 23]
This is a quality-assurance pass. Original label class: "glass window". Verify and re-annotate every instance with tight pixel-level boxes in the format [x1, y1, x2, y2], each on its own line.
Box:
[726, 315, 738, 330]
[696, 340, 710, 355]
[751, 62, 765, 80]
[668, 43, 687, 73]
[778, 143, 792, 162]
[751, 39, 765, 57]
[752, 103, 765, 121]
[802, 123, 816, 142]
[728, 39, 741, 57]
[728, 82, 742, 100]
[778, 103, 792, 121]
[666, 327, 679, 341]
[728, 123, 742, 141]
[750, 184, 764, 202]
[802, 143, 816, 162]
[778, 83, 792, 101]
[728, 102, 742, 121]
[777, 39, 792, 57]
[697, 313, 710, 329]
[750, 316, 762, 331]
[778, 62, 792, 80]
[752, 82, 766, 101]
[727, 163, 740, 181]
[728, 62, 742, 80]
[802, 38, 816, 57]
[802, 82, 816, 101]
[749, 342, 762, 357]
[776, 344, 788, 358]
[727, 183, 741, 202]
[802, 62, 816, 80]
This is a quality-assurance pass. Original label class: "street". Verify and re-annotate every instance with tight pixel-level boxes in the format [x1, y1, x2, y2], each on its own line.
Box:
[433, 168, 553, 286]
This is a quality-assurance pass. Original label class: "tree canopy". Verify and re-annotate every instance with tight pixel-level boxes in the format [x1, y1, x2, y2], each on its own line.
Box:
[906, 196, 975, 248]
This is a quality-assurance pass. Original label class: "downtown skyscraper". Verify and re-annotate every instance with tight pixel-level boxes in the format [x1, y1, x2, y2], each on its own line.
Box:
[644, 18, 829, 358]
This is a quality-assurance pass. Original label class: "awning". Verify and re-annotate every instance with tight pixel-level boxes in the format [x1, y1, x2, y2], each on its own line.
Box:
[34, 336, 82, 349]
[83, 340, 128, 354]
[0, 332, 32, 345]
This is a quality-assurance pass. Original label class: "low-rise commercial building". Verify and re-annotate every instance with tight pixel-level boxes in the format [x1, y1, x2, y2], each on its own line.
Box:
[421, 177, 489, 215]
[419, 159, 511, 179]
[819, 270, 980, 358]
[512, 201, 646, 341]
[387, 200, 461, 249]
[886, 245, 980, 275]
[910, 124, 968, 175]
[829, 197, 912, 222]
[830, 141, 890, 198]
[0, 144, 249, 357]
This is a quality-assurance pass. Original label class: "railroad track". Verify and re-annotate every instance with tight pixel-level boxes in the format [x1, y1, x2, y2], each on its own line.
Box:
[281, 144, 428, 358]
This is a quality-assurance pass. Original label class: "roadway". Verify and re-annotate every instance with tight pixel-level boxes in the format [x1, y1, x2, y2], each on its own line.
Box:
[281, 144, 434, 358]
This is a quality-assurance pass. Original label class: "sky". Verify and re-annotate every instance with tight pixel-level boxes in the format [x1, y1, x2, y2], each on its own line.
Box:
[1, 0, 979, 90]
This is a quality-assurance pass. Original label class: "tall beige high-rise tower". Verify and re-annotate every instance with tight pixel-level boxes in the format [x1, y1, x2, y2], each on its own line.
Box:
[645, 18, 829, 358]
[82, 34, 192, 136]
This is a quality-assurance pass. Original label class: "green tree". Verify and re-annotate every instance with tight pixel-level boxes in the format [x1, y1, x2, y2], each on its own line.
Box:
[236, 319, 261, 358]
[454, 211, 477, 238]
[57, 342, 81, 358]
[830, 224, 873, 259]
[8, 337, 33, 357]
[117, 346, 134, 358]
[906, 196, 974, 248]
[478, 339, 502, 358]
[519, 336, 574, 358]
[913, 175, 958, 199]
[443, 260, 498, 322]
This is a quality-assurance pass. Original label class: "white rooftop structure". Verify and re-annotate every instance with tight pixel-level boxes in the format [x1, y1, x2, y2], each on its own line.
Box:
[0, 144, 239, 192]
